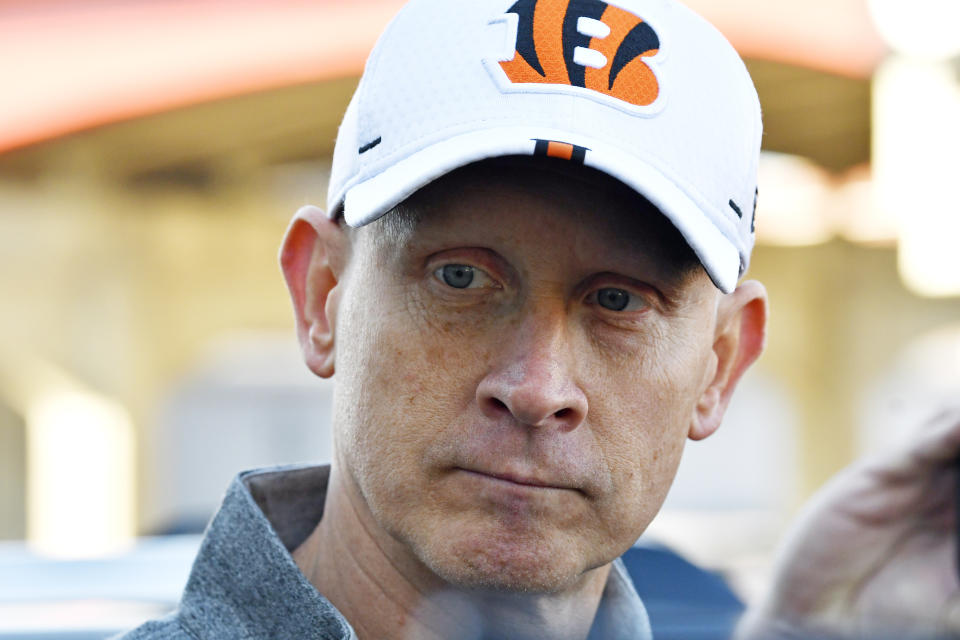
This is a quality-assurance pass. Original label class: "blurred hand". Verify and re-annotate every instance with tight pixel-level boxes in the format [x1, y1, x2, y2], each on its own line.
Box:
[738, 406, 960, 639]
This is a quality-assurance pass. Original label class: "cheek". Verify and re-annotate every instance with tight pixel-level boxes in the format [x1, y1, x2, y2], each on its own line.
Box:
[592, 324, 710, 443]
[331, 279, 492, 487]
[587, 328, 713, 531]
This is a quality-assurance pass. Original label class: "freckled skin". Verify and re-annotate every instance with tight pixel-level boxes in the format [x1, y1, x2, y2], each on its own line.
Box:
[328, 164, 722, 595]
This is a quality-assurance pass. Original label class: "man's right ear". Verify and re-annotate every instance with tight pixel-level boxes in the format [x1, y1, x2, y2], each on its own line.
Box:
[279, 205, 348, 379]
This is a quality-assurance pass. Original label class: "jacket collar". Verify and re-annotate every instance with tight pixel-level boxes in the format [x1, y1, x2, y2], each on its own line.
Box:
[177, 464, 650, 640]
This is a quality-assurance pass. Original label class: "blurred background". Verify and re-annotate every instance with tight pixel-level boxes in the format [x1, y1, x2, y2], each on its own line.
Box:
[1, 0, 959, 637]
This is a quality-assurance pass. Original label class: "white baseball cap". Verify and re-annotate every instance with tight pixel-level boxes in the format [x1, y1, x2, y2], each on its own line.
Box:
[327, 0, 762, 293]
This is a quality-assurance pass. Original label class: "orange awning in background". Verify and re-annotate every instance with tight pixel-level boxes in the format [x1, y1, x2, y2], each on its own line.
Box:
[0, 0, 887, 153]
[694, 0, 887, 78]
[0, 0, 404, 152]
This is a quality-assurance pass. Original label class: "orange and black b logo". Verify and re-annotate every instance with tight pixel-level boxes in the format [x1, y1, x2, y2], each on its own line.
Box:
[499, 0, 661, 107]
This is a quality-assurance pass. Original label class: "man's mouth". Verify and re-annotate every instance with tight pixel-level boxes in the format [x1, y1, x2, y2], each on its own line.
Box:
[455, 467, 575, 491]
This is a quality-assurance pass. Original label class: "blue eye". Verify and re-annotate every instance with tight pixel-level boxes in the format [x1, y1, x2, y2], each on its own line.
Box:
[433, 264, 498, 291]
[589, 287, 648, 312]
[597, 288, 630, 311]
[439, 264, 475, 289]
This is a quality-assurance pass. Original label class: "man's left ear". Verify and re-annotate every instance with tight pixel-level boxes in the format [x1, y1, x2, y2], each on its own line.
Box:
[689, 280, 768, 441]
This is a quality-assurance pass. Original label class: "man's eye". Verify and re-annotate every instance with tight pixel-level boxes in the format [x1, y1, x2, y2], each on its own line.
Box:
[591, 287, 647, 312]
[434, 264, 495, 289]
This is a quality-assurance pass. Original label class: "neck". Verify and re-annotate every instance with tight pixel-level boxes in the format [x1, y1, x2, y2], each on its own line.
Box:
[292, 464, 611, 640]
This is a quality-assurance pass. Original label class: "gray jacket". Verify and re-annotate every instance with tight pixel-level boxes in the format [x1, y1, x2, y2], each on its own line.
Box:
[115, 464, 652, 639]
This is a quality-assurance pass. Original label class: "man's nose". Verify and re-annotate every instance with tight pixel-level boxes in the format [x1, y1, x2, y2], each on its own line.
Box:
[476, 307, 588, 431]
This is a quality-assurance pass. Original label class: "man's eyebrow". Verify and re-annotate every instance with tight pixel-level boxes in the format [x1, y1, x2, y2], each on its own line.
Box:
[357, 200, 426, 254]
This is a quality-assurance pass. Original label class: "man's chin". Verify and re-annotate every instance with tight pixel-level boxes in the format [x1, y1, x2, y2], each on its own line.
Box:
[413, 524, 596, 595]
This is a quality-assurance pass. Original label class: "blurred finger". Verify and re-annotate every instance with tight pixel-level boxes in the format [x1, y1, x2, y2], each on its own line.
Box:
[864, 405, 960, 480]
[939, 591, 960, 635]
[910, 406, 960, 466]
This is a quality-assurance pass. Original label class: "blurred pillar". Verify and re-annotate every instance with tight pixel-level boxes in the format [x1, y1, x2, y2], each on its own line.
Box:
[869, 0, 960, 297]
[873, 55, 960, 297]
[0, 350, 135, 557]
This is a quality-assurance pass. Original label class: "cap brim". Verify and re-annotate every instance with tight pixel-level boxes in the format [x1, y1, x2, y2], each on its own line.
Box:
[337, 127, 742, 293]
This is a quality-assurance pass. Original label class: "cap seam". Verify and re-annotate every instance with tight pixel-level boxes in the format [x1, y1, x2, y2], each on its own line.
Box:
[354, 4, 405, 153]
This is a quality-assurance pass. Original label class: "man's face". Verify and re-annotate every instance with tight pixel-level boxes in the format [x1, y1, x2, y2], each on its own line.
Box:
[329, 163, 721, 594]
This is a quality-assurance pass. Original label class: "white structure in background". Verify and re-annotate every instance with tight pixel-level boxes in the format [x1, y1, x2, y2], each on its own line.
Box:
[869, 0, 960, 297]
[752, 153, 900, 249]
[753, 153, 834, 247]
[0, 351, 135, 558]
[868, 0, 960, 62]
[27, 392, 134, 558]
[147, 331, 335, 534]
[859, 324, 960, 457]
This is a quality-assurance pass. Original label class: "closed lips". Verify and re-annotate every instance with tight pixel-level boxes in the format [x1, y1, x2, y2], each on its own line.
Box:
[457, 467, 577, 491]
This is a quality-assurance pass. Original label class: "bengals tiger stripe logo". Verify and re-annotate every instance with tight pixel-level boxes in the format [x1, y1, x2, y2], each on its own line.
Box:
[499, 0, 661, 107]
